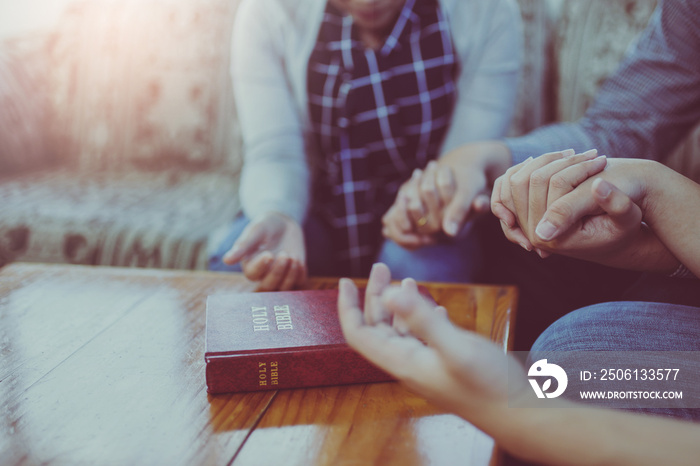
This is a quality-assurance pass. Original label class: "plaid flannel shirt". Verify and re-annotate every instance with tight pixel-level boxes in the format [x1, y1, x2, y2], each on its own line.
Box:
[307, 0, 457, 276]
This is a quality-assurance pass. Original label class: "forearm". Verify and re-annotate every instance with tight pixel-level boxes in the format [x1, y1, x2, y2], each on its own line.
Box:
[642, 163, 700, 278]
[505, 122, 597, 165]
[440, 0, 521, 154]
[239, 156, 309, 224]
[469, 399, 700, 466]
[574, 225, 679, 274]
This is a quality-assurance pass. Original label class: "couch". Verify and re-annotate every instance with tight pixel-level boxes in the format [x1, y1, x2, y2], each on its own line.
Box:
[1, 0, 698, 270]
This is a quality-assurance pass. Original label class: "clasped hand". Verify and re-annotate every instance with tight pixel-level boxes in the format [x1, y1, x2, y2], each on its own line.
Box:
[382, 156, 491, 248]
[491, 149, 649, 264]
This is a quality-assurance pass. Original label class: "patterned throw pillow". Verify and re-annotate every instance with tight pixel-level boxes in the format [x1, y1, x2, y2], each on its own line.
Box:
[0, 43, 51, 176]
[47, 0, 242, 172]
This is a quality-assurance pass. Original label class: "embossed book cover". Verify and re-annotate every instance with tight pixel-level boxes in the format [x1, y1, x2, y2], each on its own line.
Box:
[205, 289, 394, 394]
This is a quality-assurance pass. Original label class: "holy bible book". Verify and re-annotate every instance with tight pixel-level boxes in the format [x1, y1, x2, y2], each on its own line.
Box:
[205, 289, 395, 394]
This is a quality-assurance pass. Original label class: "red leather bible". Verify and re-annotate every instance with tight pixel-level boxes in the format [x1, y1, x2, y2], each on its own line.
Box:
[205, 289, 395, 394]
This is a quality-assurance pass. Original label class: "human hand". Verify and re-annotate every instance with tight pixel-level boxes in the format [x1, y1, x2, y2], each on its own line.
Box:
[492, 155, 676, 270]
[381, 171, 437, 250]
[382, 142, 509, 244]
[491, 148, 606, 254]
[222, 212, 307, 291]
[338, 263, 530, 420]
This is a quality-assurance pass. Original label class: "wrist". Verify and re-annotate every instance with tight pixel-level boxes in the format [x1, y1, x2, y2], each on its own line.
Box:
[635, 160, 669, 223]
[262, 211, 299, 225]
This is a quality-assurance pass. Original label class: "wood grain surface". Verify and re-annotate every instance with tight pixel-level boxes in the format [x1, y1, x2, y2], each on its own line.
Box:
[0, 263, 516, 466]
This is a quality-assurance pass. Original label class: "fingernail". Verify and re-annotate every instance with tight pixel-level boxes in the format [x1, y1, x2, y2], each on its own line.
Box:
[444, 221, 459, 236]
[593, 178, 612, 198]
[427, 160, 437, 170]
[562, 148, 575, 157]
[412, 169, 422, 179]
[523, 156, 534, 165]
[520, 242, 532, 252]
[535, 220, 558, 241]
[582, 149, 598, 158]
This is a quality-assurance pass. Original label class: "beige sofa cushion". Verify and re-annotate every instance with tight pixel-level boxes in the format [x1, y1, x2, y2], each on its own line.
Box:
[0, 41, 52, 176]
[47, 0, 242, 172]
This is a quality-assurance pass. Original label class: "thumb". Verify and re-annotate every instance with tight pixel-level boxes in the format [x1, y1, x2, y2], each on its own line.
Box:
[441, 190, 473, 237]
[471, 193, 491, 214]
[591, 178, 642, 229]
[223, 222, 266, 265]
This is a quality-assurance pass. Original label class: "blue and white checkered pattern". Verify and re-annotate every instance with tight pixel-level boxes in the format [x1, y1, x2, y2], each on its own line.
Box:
[307, 0, 457, 276]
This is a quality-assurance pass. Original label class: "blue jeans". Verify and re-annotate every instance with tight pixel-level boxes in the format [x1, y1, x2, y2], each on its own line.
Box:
[529, 301, 700, 421]
[208, 213, 481, 282]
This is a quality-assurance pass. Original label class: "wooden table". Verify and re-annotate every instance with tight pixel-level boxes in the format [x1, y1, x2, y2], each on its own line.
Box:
[0, 263, 517, 466]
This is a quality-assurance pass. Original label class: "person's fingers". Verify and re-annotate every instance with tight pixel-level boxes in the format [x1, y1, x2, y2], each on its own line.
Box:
[296, 262, 308, 288]
[392, 278, 420, 335]
[499, 157, 533, 228]
[405, 169, 427, 228]
[435, 306, 448, 319]
[338, 277, 364, 340]
[591, 178, 643, 230]
[241, 250, 274, 281]
[364, 262, 392, 325]
[543, 150, 601, 207]
[278, 259, 300, 291]
[508, 150, 570, 230]
[441, 168, 487, 237]
[223, 222, 267, 265]
[387, 196, 413, 233]
[491, 175, 518, 227]
[499, 220, 534, 252]
[535, 185, 601, 242]
[527, 150, 601, 236]
[471, 194, 491, 214]
[436, 164, 456, 207]
[382, 286, 497, 373]
[381, 286, 454, 348]
[257, 252, 291, 291]
[419, 161, 442, 232]
[401, 277, 418, 293]
[381, 223, 436, 250]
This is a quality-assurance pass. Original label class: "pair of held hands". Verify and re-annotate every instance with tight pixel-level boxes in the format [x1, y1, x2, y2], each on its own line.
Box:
[224, 146, 651, 289]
